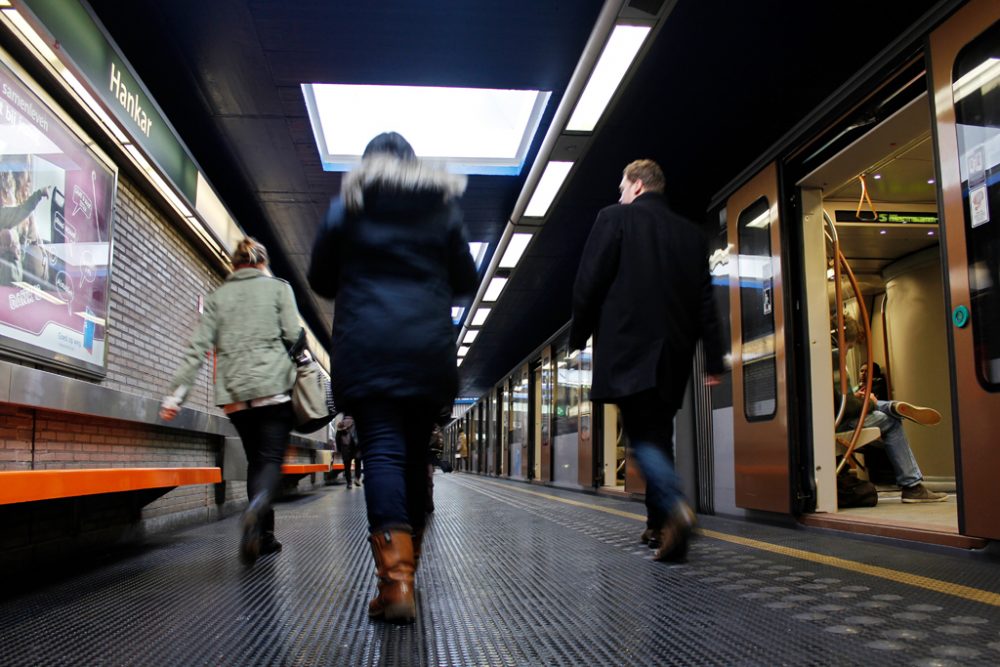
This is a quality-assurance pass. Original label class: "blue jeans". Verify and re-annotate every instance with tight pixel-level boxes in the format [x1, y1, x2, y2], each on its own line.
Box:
[617, 390, 684, 530]
[351, 399, 437, 532]
[846, 399, 922, 487]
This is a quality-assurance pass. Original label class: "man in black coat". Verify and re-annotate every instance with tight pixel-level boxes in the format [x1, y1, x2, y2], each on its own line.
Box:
[570, 159, 726, 562]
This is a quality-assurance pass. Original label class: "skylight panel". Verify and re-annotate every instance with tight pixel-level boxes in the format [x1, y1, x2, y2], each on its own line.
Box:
[303, 84, 551, 175]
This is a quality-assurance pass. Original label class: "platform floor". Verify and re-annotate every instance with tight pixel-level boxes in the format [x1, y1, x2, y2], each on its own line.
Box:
[2, 474, 1000, 666]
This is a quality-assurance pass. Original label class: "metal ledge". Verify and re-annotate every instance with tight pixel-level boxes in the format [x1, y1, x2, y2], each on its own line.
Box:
[0, 359, 328, 448]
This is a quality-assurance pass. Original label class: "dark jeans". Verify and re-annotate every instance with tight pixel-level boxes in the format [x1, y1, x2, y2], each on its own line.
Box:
[352, 399, 437, 533]
[229, 402, 296, 534]
[343, 453, 362, 485]
[617, 390, 682, 531]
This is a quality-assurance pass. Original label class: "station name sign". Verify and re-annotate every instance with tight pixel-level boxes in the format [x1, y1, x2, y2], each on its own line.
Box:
[14, 0, 198, 202]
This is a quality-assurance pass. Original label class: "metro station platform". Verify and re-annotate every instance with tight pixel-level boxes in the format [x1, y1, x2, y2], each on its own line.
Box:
[2, 475, 999, 666]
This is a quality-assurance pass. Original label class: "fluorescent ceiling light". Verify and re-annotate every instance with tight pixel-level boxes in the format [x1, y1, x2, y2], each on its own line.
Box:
[566, 24, 651, 132]
[524, 161, 573, 218]
[499, 232, 532, 269]
[745, 210, 770, 229]
[468, 242, 488, 269]
[302, 83, 551, 175]
[457, 358, 464, 367]
[458, 345, 470, 357]
[471, 307, 491, 326]
[482, 276, 508, 302]
[953, 57, 1000, 103]
[463, 329, 479, 344]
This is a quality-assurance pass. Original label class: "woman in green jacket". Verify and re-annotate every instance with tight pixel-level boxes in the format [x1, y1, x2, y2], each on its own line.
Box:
[160, 238, 304, 564]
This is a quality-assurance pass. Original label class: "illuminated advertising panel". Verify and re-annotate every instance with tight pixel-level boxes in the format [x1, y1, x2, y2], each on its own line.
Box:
[0, 57, 117, 376]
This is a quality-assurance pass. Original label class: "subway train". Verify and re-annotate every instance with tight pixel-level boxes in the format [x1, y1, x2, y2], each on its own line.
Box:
[444, 0, 1000, 550]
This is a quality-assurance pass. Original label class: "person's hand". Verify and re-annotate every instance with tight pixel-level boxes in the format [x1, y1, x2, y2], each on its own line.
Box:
[159, 406, 178, 421]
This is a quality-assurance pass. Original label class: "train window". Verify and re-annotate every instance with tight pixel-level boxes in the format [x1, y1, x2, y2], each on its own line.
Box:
[737, 197, 777, 419]
[953, 20, 1000, 390]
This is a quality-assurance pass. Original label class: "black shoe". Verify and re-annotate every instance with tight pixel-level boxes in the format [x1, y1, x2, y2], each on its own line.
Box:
[240, 494, 268, 565]
[347, 482, 353, 489]
[260, 533, 283, 556]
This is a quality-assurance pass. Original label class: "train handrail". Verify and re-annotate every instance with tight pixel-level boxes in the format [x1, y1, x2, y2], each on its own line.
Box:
[823, 211, 874, 475]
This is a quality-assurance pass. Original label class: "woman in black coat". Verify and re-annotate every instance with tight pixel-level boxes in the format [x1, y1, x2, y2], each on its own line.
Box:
[308, 132, 477, 623]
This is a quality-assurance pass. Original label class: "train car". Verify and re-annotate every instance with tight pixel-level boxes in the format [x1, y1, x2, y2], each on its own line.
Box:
[446, 0, 999, 550]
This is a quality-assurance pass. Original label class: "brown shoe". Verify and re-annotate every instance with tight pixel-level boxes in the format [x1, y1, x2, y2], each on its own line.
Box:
[640, 528, 655, 545]
[901, 483, 948, 503]
[368, 528, 416, 623]
[890, 401, 941, 426]
[654, 520, 691, 563]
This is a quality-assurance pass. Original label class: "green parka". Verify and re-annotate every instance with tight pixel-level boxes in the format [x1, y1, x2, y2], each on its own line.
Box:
[168, 268, 302, 406]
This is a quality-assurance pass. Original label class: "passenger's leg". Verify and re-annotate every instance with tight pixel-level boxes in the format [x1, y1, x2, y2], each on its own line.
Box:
[343, 454, 354, 487]
[863, 410, 922, 488]
[619, 391, 689, 562]
[353, 400, 417, 622]
[355, 456, 363, 485]
[230, 403, 294, 563]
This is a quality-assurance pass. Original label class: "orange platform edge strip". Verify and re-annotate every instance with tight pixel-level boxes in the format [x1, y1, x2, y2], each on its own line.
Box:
[280, 464, 329, 475]
[0, 467, 222, 505]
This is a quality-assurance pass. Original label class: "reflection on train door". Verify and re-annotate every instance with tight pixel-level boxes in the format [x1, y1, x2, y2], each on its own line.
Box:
[728, 163, 791, 512]
[930, 0, 1000, 539]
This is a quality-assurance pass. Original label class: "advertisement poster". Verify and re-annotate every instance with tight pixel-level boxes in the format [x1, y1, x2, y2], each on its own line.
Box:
[0, 59, 116, 376]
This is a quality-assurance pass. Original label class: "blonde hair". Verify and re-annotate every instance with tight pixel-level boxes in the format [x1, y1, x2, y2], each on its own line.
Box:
[623, 159, 665, 193]
[232, 237, 269, 267]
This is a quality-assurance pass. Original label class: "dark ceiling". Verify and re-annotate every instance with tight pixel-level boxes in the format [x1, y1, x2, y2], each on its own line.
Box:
[87, 0, 945, 398]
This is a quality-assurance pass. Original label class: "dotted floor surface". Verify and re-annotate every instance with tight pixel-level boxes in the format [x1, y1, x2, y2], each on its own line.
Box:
[1, 474, 999, 666]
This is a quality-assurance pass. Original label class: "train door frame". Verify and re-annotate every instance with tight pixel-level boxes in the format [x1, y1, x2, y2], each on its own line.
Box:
[727, 162, 793, 513]
[528, 359, 540, 481]
[929, 0, 1000, 540]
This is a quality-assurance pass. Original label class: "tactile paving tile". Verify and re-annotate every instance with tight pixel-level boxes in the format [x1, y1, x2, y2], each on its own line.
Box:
[1, 475, 999, 666]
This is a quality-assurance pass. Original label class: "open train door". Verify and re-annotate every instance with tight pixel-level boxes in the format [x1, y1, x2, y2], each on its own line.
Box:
[728, 163, 791, 512]
[930, 0, 1000, 539]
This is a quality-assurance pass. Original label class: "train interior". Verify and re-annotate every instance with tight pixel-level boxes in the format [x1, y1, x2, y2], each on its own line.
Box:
[799, 88, 959, 533]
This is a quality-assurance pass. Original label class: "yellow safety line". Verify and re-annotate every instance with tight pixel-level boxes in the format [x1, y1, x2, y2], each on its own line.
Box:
[466, 477, 1000, 608]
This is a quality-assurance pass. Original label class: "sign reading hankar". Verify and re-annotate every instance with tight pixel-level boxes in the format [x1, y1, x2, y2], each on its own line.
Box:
[109, 63, 152, 137]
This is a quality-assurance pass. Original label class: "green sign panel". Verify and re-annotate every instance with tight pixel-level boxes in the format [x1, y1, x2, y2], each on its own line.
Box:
[17, 0, 199, 203]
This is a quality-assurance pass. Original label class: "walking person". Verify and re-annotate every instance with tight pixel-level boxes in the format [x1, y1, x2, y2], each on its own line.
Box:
[161, 238, 303, 565]
[308, 132, 478, 623]
[570, 159, 726, 563]
[336, 415, 363, 488]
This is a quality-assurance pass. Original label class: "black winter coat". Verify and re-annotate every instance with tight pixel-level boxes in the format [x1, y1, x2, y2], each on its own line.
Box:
[308, 155, 478, 407]
[569, 192, 726, 406]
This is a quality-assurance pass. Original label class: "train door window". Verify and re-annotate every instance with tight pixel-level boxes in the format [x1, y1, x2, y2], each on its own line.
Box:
[511, 365, 528, 479]
[553, 342, 579, 485]
[953, 20, 1000, 388]
[737, 197, 778, 420]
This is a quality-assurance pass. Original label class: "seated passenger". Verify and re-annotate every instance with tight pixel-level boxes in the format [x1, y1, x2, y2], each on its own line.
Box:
[832, 315, 947, 503]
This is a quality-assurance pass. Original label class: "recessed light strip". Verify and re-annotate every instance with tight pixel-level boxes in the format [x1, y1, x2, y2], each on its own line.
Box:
[565, 24, 652, 132]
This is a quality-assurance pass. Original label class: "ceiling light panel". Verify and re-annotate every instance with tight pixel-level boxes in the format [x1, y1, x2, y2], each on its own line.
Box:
[524, 161, 573, 218]
[499, 232, 533, 269]
[303, 84, 550, 175]
[566, 24, 651, 132]
[471, 308, 491, 326]
[463, 329, 479, 344]
[482, 276, 508, 302]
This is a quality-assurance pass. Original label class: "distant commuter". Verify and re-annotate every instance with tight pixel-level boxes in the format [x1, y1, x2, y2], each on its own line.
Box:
[160, 238, 304, 564]
[335, 414, 363, 488]
[570, 159, 726, 563]
[308, 131, 478, 623]
[832, 315, 947, 503]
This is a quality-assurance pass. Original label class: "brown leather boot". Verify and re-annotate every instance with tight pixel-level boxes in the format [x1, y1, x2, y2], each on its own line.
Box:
[368, 528, 416, 623]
